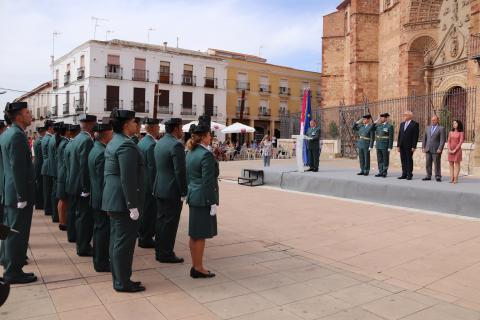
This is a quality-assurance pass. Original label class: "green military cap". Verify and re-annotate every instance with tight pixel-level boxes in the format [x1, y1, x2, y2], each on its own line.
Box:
[142, 117, 160, 125]
[380, 113, 390, 117]
[5, 101, 27, 112]
[362, 114, 372, 119]
[164, 117, 182, 125]
[193, 115, 211, 134]
[78, 113, 97, 122]
[93, 123, 112, 132]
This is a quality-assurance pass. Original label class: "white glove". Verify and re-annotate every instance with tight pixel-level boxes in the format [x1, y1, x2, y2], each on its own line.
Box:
[210, 205, 217, 216]
[129, 208, 139, 220]
[368, 148, 372, 151]
[388, 149, 392, 152]
[17, 201, 27, 209]
[80, 192, 90, 198]
[181, 196, 186, 202]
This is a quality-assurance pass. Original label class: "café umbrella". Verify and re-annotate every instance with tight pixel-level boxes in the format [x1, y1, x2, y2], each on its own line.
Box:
[221, 122, 255, 134]
[182, 121, 226, 133]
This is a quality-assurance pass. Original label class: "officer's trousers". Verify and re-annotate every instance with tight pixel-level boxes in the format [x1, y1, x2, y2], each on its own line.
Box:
[35, 175, 44, 210]
[42, 175, 53, 215]
[155, 198, 182, 259]
[75, 195, 94, 255]
[358, 148, 371, 173]
[109, 213, 139, 290]
[66, 194, 77, 242]
[51, 177, 58, 222]
[93, 209, 110, 271]
[308, 147, 320, 171]
[138, 193, 156, 244]
[376, 149, 390, 175]
[3, 204, 33, 279]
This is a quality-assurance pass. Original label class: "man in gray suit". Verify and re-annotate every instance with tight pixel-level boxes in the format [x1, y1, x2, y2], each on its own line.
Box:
[422, 115, 446, 182]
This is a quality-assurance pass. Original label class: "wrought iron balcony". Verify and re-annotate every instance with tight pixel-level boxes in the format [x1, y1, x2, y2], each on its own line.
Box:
[236, 81, 250, 91]
[204, 77, 217, 88]
[74, 99, 84, 112]
[182, 74, 196, 86]
[105, 65, 123, 79]
[180, 104, 196, 115]
[132, 100, 149, 113]
[64, 72, 70, 85]
[258, 108, 271, 118]
[132, 69, 149, 82]
[63, 102, 69, 115]
[158, 72, 173, 84]
[203, 105, 218, 117]
[52, 79, 58, 89]
[157, 103, 173, 115]
[77, 67, 85, 80]
[279, 86, 291, 96]
[259, 84, 271, 95]
[104, 99, 123, 111]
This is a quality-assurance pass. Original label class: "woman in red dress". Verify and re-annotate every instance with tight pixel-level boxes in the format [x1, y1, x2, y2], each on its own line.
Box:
[447, 120, 465, 184]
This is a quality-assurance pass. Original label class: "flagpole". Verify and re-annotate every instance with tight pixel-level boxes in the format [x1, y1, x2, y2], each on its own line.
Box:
[296, 89, 307, 173]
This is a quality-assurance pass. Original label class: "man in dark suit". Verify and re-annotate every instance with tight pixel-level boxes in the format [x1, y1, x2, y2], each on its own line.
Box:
[397, 111, 420, 180]
[422, 115, 446, 182]
[153, 118, 187, 263]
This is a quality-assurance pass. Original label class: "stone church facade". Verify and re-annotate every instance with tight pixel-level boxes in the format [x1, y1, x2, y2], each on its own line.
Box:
[321, 0, 480, 170]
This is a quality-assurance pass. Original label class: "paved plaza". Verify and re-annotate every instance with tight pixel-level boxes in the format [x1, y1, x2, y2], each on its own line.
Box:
[2, 160, 480, 320]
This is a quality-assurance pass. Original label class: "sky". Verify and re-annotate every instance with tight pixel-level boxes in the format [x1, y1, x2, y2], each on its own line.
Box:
[0, 0, 339, 107]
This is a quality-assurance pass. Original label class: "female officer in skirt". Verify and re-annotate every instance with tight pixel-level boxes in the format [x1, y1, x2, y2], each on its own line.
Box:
[102, 108, 145, 292]
[186, 115, 219, 278]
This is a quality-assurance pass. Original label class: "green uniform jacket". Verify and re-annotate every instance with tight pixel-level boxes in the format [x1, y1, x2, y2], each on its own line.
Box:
[41, 133, 52, 176]
[138, 134, 156, 195]
[33, 136, 43, 180]
[306, 126, 321, 150]
[88, 141, 106, 211]
[66, 131, 94, 195]
[64, 137, 75, 195]
[0, 131, 6, 204]
[56, 137, 69, 193]
[102, 133, 144, 213]
[47, 134, 58, 177]
[153, 134, 187, 199]
[374, 123, 394, 150]
[186, 145, 219, 207]
[353, 123, 375, 149]
[0, 124, 35, 206]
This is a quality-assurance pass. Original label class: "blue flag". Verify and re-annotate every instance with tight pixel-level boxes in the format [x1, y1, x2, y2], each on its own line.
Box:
[302, 90, 311, 166]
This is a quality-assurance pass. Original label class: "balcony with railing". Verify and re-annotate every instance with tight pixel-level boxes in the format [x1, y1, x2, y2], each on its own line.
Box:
[64, 72, 70, 85]
[52, 105, 58, 117]
[182, 74, 196, 86]
[132, 69, 149, 82]
[236, 106, 250, 118]
[52, 79, 58, 89]
[74, 99, 84, 112]
[203, 105, 218, 117]
[181, 104, 196, 115]
[204, 77, 218, 88]
[77, 67, 85, 80]
[157, 103, 173, 115]
[132, 100, 149, 113]
[470, 33, 480, 60]
[158, 72, 173, 84]
[259, 84, 271, 95]
[279, 86, 291, 96]
[236, 81, 250, 91]
[105, 65, 123, 79]
[63, 102, 69, 115]
[104, 99, 123, 111]
[258, 107, 271, 119]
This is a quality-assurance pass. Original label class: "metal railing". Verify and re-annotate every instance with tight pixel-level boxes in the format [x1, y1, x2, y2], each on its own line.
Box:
[105, 65, 123, 79]
[132, 69, 149, 82]
[204, 77, 217, 88]
[236, 81, 250, 91]
[182, 74, 196, 86]
[204, 105, 218, 117]
[158, 72, 173, 84]
[132, 100, 149, 113]
[104, 99, 123, 111]
[180, 104, 196, 115]
[157, 103, 173, 115]
[77, 67, 85, 80]
[64, 72, 70, 85]
[279, 87, 291, 96]
[259, 84, 271, 94]
[74, 99, 84, 112]
[62, 102, 69, 115]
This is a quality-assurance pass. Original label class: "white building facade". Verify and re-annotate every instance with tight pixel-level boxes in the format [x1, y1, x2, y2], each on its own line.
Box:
[15, 81, 52, 136]
[51, 39, 228, 124]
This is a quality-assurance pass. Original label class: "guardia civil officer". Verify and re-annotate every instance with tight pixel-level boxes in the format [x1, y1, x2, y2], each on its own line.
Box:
[153, 117, 187, 263]
[352, 114, 375, 176]
[56, 123, 70, 231]
[102, 108, 145, 292]
[1, 102, 37, 284]
[64, 124, 81, 242]
[67, 114, 97, 256]
[186, 115, 219, 278]
[137, 117, 160, 248]
[89, 122, 113, 272]
[41, 120, 55, 216]
[374, 113, 394, 177]
[48, 122, 64, 223]
[33, 126, 46, 210]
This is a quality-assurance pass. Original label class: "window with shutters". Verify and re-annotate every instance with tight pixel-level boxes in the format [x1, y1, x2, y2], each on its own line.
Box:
[105, 85, 120, 111]
[133, 87, 146, 112]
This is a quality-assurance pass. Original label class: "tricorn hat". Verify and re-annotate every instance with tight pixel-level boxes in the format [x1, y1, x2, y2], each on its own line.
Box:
[142, 117, 160, 125]
[362, 114, 372, 120]
[93, 123, 113, 132]
[112, 109, 135, 120]
[67, 124, 80, 131]
[193, 115, 211, 134]
[44, 119, 55, 128]
[78, 114, 97, 122]
[380, 112, 390, 118]
[5, 102, 27, 112]
[53, 122, 65, 130]
[164, 118, 182, 126]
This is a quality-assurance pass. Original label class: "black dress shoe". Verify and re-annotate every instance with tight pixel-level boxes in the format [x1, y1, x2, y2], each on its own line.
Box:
[357, 172, 364, 176]
[190, 267, 216, 279]
[138, 239, 155, 249]
[4, 274, 37, 284]
[398, 176, 407, 179]
[364, 172, 369, 176]
[58, 224, 67, 231]
[95, 266, 111, 273]
[157, 256, 184, 264]
[382, 174, 387, 178]
[78, 248, 94, 257]
[375, 174, 383, 177]
[115, 285, 146, 293]
[406, 176, 413, 180]
[52, 218, 59, 223]
[422, 177, 431, 181]
[68, 238, 76, 243]
[436, 177, 442, 182]
[130, 281, 142, 287]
